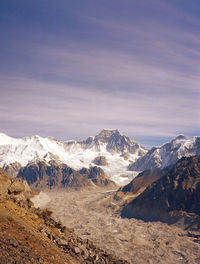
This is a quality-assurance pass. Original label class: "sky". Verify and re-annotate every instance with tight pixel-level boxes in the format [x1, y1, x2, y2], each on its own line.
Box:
[0, 0, 200, 147]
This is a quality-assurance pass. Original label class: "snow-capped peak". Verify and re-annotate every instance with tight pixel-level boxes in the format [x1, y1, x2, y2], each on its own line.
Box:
[0, 133, 15, 145]
[174, 134, 186, 140]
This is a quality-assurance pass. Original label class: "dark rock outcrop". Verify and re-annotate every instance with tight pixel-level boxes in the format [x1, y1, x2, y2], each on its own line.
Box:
[93, 155, 108, 166]
[17, 161, 116, 190]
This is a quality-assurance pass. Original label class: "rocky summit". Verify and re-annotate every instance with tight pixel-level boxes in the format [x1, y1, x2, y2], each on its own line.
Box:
[121, 156, 200, 229]
[81, 129, 147, 156]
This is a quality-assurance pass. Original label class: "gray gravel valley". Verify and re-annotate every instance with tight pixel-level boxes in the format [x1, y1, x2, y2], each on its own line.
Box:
[32, 189, 200, 264]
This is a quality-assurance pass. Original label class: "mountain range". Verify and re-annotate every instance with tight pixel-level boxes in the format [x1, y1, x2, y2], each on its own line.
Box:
[1, 131, 200, 261]
[0, 130, 200, 187]
[0, 129, 146, 185]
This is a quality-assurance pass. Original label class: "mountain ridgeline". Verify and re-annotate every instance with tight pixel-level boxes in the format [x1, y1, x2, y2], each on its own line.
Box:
[79, 129, 146, 155]
[129, 135, 200, 171]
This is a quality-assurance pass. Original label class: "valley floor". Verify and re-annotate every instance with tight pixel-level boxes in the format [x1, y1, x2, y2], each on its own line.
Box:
[32, 188, 200, 264]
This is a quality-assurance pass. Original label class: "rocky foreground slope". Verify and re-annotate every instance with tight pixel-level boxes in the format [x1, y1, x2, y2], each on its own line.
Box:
[121, 156, 200, 229]
[0, 169, 128, 264]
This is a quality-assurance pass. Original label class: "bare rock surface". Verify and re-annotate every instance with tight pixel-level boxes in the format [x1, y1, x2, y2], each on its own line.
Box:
[93, 156, 108, 166]
[33, 188, 200, 264]
[17, 161, 116, 190]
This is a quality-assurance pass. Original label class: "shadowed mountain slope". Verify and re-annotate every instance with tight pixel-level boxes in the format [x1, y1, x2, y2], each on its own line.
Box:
[122, 156, 200, 229]
[121, 168, 169, 195]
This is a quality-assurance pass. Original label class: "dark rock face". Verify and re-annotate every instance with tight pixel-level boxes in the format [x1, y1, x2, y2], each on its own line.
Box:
[122, 156, 200, 227]
[88, 166, 113, 186]
[93, 156, 108, 166]
[17, 161, 116, 190]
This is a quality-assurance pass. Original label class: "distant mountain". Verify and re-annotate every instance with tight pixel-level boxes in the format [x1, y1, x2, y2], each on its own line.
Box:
[0, 130, 147, 185]
[17, 160, 116, 190]
[121, 156, 200, 229]
[129, 135, 200, 171]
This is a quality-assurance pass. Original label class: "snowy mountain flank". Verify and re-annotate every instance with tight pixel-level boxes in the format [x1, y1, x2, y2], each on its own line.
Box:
[129, 135, 200, 171]
[1, 131, 200, 186]
[0, 129, 147, 185]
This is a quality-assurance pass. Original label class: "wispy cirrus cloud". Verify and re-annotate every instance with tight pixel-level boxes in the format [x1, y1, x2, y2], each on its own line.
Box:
[0, 0, 200, 146]
[0, 74, 199, 145]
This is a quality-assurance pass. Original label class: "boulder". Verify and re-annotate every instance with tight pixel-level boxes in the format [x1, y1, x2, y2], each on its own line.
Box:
[93, 156, 108, 166]
[8, 180, 25, 195]
[0, 169, 11, 195]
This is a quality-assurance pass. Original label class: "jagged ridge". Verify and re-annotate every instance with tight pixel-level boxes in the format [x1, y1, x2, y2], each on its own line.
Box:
[129, 135, 200, 171]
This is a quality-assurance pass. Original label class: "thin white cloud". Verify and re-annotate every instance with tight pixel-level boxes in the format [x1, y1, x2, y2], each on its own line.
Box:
[1, 0, 200, 145]
[0, 76, 199, 142]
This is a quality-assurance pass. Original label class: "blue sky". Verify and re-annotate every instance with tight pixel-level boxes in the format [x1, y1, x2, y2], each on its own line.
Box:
[0, 0, 200, 147]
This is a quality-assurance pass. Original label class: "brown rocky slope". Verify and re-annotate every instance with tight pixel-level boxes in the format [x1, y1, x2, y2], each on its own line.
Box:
[0, 169, 128, 264]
